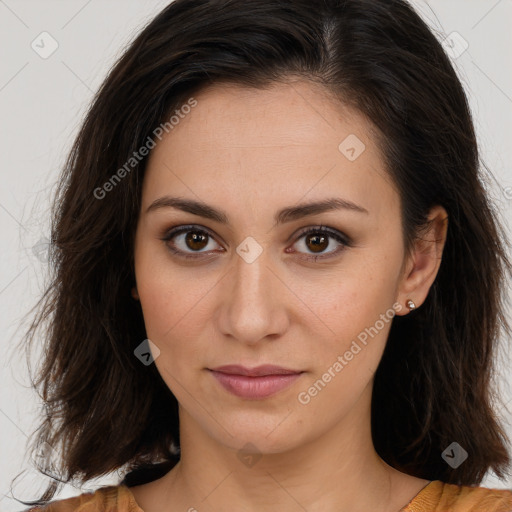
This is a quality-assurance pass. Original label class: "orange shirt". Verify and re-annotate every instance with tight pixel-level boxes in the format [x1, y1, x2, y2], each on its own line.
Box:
[25, 480, 512, 512]
[400, 480, 512, 511]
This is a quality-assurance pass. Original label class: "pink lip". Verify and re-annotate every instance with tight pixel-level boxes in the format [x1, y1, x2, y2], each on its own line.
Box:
[209, 365, 304, 399]
[211, 364, 302, 377]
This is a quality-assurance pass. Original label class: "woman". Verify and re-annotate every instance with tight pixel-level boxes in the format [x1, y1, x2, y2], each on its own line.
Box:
[16, 0, 512, 511]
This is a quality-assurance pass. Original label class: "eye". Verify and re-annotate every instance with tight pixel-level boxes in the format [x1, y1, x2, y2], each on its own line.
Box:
[160, 224, 351, 262]
[288, 225, 351, 261]
[160, 225, 224, 260]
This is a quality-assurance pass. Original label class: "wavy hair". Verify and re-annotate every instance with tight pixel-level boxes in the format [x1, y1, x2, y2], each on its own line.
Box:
[14, 0, 512, 505]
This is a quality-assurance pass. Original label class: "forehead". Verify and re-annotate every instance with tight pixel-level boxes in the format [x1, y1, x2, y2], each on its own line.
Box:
[142, 80, 399, 221]
[164, 79, 372, 149]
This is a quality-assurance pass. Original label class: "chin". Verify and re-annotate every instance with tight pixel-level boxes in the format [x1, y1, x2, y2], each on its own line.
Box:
[206, 414, 307, 454]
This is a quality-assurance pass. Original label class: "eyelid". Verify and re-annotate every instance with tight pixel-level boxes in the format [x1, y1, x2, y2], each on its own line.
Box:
[292, 224, 351, 245]
[162, 223, 224, 241]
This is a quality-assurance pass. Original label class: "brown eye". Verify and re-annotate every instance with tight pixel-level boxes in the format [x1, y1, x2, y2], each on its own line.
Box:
[185, 231, 209, 251]
[161, 225, 223, 259]
[304, 233, 329, 253]
[291, 226, 351, 261]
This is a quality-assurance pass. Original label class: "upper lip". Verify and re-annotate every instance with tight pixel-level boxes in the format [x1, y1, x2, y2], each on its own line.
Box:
[210, 365, 303, 377]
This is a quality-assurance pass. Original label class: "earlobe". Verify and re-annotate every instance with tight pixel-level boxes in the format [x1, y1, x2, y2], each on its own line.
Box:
[131, 286, 140, 300]
[395, 205, 448, 315]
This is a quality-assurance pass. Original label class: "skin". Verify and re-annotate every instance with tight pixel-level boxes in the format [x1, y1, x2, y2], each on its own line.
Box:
[130, 79, 448, 512]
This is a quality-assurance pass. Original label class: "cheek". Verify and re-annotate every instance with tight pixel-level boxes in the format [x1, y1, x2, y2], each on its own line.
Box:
[295, 277, 397, 421]
[313, 255, 398, 330]
[138, 275, 213, 346]
[135, 263, 213, 399]
[305, 249, 401, 376]
[134, 242, 213, 351]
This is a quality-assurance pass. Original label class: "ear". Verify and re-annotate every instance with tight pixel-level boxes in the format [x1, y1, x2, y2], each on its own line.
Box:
[395, 205, 448, 316]
[131, 286, 140, 300]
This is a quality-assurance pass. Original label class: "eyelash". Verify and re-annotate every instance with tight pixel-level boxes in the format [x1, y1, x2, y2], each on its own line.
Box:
[160, 224, 351, 262]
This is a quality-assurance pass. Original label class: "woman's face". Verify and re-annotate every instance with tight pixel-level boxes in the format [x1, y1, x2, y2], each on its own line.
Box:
[133, 79, 414, 453]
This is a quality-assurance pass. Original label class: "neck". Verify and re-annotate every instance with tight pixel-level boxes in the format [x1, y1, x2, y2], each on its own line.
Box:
[138, 383, 423, 512]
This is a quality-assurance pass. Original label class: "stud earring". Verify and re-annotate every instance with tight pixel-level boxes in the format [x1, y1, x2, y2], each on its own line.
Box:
[406, 299, 416, 312]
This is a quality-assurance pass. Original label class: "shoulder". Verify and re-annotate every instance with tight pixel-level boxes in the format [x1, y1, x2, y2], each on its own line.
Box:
[404, 480, 512, 512]
[22, 485, 143, 512]
[436, 481, 512, 512]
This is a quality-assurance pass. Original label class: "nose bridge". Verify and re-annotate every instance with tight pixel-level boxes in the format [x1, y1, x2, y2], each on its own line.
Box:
[219, 242, 287, 343]
[233, 244, 267, 303]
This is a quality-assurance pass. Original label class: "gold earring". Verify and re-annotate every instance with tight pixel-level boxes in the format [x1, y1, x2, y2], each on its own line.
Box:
[406, 299, 416, 311]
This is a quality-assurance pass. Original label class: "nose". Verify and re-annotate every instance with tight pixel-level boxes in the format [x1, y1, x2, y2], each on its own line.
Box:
[215, 245, 290, 345]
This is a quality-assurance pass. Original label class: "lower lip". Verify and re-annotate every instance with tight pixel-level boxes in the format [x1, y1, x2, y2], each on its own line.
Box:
[209, 370, 303, 399]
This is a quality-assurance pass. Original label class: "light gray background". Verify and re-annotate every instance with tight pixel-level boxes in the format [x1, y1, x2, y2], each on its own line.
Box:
[1, 1, 511, 510]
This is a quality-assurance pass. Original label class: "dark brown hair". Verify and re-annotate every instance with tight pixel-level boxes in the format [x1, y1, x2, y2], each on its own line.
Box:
[14, 0, 512, 506]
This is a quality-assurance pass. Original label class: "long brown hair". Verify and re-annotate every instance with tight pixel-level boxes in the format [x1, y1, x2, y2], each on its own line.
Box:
[14, 0, 512, 505]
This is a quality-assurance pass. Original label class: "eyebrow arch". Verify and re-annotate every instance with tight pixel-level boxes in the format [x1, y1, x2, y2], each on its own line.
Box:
[146, 196, 369, 226]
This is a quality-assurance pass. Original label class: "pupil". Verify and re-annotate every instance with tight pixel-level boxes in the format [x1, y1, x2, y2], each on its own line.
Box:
[186, 231, 208, 251]
[307, 233, 328, 253]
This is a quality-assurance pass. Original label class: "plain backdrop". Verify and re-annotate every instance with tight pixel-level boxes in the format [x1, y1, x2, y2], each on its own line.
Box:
[1, 1, 511, 510]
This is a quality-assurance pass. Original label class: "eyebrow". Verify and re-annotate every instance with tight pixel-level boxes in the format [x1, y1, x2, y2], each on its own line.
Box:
[146, 196, 369, 226]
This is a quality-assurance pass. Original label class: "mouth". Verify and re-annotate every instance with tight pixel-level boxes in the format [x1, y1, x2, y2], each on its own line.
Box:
[208, 365, 304, 400]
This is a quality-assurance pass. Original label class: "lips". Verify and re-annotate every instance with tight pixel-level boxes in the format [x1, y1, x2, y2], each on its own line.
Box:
[210, 364, 302, 377]
[208, 365, 304, 399]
